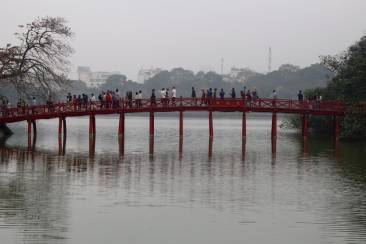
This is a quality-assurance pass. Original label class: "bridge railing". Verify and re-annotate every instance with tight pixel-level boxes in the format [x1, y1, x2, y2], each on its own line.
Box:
[0, 97, 358, 120]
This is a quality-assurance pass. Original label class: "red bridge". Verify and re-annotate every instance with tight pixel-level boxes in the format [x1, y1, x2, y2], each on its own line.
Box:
[0, 97, 364, 142]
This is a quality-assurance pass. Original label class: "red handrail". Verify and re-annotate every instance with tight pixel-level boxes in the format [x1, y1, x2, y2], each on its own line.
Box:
[0, 98, 362, 122]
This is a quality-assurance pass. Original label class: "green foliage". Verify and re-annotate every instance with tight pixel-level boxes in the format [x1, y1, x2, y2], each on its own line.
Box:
[284, 35, 366, 139]
[99, 74, 126, 91]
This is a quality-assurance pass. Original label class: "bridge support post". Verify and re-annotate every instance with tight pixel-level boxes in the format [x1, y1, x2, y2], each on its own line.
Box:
[32, 120, 37, 136]
[271, 112, 277, 139]
[209, 110, 213, 138]
[179, 111, 183, 137]
[27, 120, 32, 135]
[58, 117, 63, 136]
[334, 115, 340, 140]
[242, 111, 246, 139]
[149, 111, 154, 137]
[118, 112, 125, 138]
[89, 114, 96, 136]
[302, 114, 309, 139]
[62, 117, 66, 136]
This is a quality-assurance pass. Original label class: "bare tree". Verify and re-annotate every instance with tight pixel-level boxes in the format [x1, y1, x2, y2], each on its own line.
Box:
[0, 16, 74, 100]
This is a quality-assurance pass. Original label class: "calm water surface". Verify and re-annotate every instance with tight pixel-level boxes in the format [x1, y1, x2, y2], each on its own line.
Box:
[0, 114, 366, 244]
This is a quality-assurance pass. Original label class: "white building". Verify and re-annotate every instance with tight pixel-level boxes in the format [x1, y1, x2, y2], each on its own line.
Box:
[77, 66, 121, 88]
[226, 67, 258, 83]
[137, 68, 162, 84]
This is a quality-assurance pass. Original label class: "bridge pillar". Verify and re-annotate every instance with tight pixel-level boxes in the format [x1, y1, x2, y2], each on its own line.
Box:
[27, 120, 32, 136]
[93, 114, 96, 136]
[32, 120, 37, 136]
[149, 133, 154, 159]
[271, 112, 277, 139]
[58, 117, 63, 136]
[118, 112, 125, 138]
[242, 111, 246, 139]
[89, 114, 96, 136]
[334, 115, 340, 140]
[209, 110, 213, 138]
[149, 111, 154, 137]
[62, 117, 66, 135]
[179, 111, 183, 137]
[302, 114, 309, 139]
[179, 137, 183, 160]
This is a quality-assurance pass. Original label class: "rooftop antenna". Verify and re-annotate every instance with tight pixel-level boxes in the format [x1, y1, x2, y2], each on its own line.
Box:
[268, 46, 272, 73]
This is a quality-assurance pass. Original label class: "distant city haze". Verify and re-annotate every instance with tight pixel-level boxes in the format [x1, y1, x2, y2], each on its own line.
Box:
[1, 0, 365, 81]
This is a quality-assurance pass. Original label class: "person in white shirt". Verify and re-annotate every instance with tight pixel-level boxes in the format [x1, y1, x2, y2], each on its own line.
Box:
[90, 93, 96, 109]
[138, 90, 143, 107]
[171, 86, 177, 105]
[160, 88, 166, 98]
[160, 88, 166, 106]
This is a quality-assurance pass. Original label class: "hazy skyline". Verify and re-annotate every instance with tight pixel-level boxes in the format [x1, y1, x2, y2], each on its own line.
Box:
[1, 0, 365, 81]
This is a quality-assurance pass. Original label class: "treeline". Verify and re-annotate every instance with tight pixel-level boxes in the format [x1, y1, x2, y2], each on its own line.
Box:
[67, 63, 332, 101]
[0, 63, 333, 107]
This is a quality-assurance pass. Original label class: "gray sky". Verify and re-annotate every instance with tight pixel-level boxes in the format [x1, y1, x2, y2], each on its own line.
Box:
[1, 0, 365, 81]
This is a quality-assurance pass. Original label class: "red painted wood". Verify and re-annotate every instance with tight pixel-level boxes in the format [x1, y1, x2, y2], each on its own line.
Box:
[334, 115, 340, 139]
[118, 112, 125, 137]
[0, 98, 363, 139]
[63, 117, 66, 135]
[58, 117, 63, 136]
[179, 111, 183, 137]
[209, 110, 213, 137]
[150, 112, 154, 137]
[302, 114, 309, 138]
[242, 111, 246, 138]
[271, 112, 277, 138]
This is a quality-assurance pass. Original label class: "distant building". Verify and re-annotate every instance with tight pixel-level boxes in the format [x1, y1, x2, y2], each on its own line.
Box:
[137, 68, 162, 84]
[225, 67, 258, 83]
[77, 66, 121, 88]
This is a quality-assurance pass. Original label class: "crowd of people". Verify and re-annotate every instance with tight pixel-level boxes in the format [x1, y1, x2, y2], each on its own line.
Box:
[1, 87, 324, 116]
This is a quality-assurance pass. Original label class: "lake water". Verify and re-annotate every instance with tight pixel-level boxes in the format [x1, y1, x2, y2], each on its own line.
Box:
[0, 114, 366, 244]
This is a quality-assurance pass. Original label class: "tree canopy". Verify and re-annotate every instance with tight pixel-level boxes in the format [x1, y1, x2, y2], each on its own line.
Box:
[282, 35, 366, 139]
[0, 16, 74, 100]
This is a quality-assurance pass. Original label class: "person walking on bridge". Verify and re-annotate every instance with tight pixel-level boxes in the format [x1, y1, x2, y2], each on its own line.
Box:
[151, 89, 156, 106]
[191, 87, 197, 105]
[272, 90, 277, 107]
[252, 87, 258, 103]
[230, 88, 236, 98]
[171, 86, 177, 106]
[219, 89, 225, 100]
[298, 90, 304, 107]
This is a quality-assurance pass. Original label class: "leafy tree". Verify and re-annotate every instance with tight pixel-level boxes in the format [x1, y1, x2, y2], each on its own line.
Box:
[0, 16, 74, 100]
[319, 35, 366, 138]
[99, 74, 126, 91]
[283, 35, 366, 139]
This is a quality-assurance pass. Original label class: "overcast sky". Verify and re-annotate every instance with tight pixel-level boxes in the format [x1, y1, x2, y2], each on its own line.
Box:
[1, 0, 365, 81]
